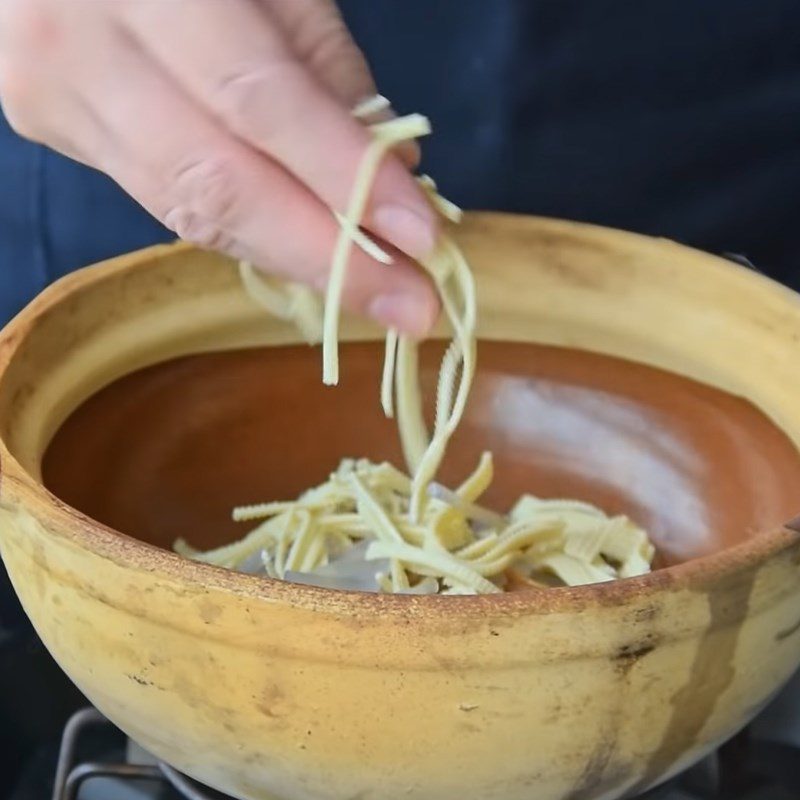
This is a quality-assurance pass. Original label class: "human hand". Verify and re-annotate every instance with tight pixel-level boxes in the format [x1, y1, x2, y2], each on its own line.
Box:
[0, 0, 439, 335]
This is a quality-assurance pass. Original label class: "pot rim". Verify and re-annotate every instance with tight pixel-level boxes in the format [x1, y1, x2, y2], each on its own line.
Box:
[1, 217, 799, 618]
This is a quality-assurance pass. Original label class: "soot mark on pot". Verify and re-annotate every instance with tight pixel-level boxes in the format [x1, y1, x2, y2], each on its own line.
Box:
[198, 600, 222, 624]
[614, 638, 658, 675]
[776, 617, 800, 641]
[564, 632, 654, 798]
[258, 684, 288, 721]
[459, 722, 482, 734]
[632, 605, 660, 624]
[563, 739, 628, 800]
[629, 568, 757, 795]
[126, 668, 167, 691]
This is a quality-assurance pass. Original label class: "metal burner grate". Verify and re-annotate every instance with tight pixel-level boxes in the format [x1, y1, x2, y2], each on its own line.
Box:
[51, 708, 229, 800]
[51, 706, 796, 800]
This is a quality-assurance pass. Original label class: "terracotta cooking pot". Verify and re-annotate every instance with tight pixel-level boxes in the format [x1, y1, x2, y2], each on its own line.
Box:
[0, 214, 799, 800]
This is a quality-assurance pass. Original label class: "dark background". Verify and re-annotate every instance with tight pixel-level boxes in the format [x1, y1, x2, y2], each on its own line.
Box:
[2, 0, 800, 794]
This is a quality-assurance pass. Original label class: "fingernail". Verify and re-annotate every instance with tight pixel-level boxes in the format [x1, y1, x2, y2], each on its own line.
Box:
[352, 94, 393, 121]
[396, 140, 422, 169]
[373, 205, 436, 260]
[786, 515, 800, 532]
[369, 292, 434, 337]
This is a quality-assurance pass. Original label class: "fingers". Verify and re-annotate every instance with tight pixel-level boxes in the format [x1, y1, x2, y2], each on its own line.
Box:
[119, 0, 435, 260]
[82, 32, 439, 335]
[0, 2, 135, 181]
[265, 0, 376, 109]
[0, 0, 440, 335]
[265, 0, 420, 168]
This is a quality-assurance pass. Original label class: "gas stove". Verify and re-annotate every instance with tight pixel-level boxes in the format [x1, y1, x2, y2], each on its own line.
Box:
[11, 677, 800, 800]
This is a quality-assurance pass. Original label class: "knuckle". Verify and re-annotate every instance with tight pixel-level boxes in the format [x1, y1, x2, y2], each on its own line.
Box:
[307, 20, 358, 71]
[0, 0, 61, 142]
[163, 206, 232, 252]
[163, 155, 240, 251]
[3, 0, 60, 52]
[170, 155, 240, 226]
[211, 59, 301, 144]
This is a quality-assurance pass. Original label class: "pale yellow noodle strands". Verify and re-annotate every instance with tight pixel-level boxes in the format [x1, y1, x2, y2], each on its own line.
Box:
[177, 109, 656, 594]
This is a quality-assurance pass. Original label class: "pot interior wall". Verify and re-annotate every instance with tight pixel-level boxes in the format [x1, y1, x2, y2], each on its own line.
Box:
[42, 340, 800, 566]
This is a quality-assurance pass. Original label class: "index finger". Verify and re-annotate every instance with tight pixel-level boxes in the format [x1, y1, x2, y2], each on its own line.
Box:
[119, 0, 437, 260]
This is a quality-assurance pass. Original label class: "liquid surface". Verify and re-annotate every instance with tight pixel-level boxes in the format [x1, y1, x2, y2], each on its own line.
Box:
[43, 343, 800, 565]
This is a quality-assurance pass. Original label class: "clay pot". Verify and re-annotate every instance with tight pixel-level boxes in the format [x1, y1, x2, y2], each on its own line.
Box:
[0, 214, 798, 800]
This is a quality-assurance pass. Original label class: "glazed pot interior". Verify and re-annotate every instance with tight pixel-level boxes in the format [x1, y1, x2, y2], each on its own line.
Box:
[42, 340, 800, 567]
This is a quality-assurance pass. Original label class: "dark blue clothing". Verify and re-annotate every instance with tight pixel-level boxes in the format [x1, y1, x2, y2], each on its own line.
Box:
[0, 121, 169, 324]
[344, 0, 800, 287]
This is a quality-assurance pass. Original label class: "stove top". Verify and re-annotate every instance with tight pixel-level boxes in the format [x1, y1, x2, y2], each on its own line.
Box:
[12, 701, 796, 800]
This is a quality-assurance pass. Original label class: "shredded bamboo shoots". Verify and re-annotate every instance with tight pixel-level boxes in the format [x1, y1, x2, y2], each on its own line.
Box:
[177, 107, 657, 594]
